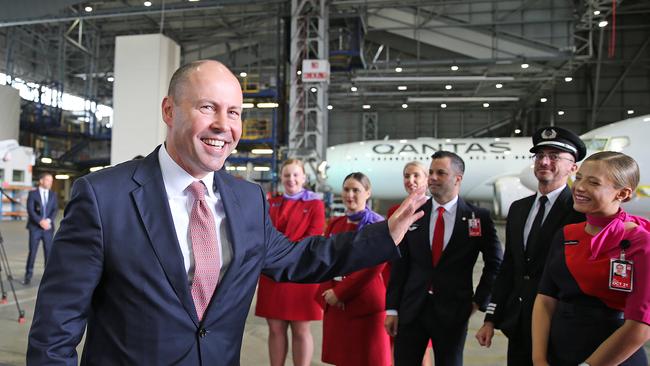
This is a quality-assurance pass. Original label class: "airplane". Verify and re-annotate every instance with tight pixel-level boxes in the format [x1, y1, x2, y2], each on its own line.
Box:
[323, 115, 650, 217]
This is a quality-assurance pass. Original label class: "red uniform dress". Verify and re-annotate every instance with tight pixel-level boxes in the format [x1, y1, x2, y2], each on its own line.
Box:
[319, 216, 391, 366]
[255, 196, 325, 321]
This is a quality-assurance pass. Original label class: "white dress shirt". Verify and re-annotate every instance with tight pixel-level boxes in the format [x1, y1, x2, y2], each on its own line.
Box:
[522, 184, 566, 248]
[39, 187, 49, 218]
[158, 146, 233, 284]
[429, 195, 459, 251]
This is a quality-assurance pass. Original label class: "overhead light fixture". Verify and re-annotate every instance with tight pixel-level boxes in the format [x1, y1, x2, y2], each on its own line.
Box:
[107, 76, 114, 82]
[451, 65, 459, 71]
[253, 166, 271, 172]
[401, 103, 408, 109]
[256, 102, 278, 108]
[235, 166, 247, 171]
[251, 148, 273, 155]
[408, 96, 519, 102]
[557, 110, 565, 116]
[627, 109, 634, 115]
[598, 20, 608, 28]
[144, 1, 152, 6]
[440, 103, 447, 108]
[644, 117, 650, 122]
[397, 85, 408, 91]
[540, 97, 548, 103]
[239, 72, 247, 77]
[564, 76, 573, 82]
[242, 102, 255, 109]
[55, 174, 70, 180]
[41, 157, 53, 164]
[395, 67, 403, 73]
[327, 105, 333, 110]
[495, 83, 503, 89]
[362, 104, 371, 109]
[352, 76, 514, 82]
[232, 149, 238, 154]
[521, 63, 530, 69]
[445, 84, 452, 90]
[514, 128, 522, 134]
[84, 6, 93, 12]
[297, 70, 302, 75]
[310, 87, 317, 92]
[226, 166, 236, 171]
[593, 10, 601, 15]
[483, 103, 490, 108]
[89, 166, 104, 172]
[350, 86, 358, 92]
[188, 0, 201, 2]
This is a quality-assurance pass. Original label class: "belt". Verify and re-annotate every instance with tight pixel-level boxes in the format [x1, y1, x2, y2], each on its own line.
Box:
[557, 301, 624, 320]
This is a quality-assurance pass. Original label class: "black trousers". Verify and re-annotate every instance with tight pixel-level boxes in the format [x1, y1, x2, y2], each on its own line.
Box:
[25, 228, 53, 281]
[394, 296, 468, 366]
[549, 301, 647, 366]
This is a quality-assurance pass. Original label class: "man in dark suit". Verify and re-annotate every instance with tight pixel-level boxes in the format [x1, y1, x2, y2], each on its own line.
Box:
[475, 127, 586, 365]
[385, 151, 503, 366]
[24, 172, 57, 285]
[26, 60, 426, 366]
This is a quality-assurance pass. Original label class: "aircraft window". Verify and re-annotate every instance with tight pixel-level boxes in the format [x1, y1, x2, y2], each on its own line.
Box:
[583, 138, 608, 151]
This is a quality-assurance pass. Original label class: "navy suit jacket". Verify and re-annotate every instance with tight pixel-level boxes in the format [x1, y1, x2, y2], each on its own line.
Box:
[387, 197, 503, 328]
[27, 147, 399, 365]
[26, 188, 58, 231]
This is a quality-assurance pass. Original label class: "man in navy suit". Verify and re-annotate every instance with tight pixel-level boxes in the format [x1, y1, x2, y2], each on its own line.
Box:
[385, 151, 503, 366]
[24, 172, 57, 285]
[27, 60, 426, 365]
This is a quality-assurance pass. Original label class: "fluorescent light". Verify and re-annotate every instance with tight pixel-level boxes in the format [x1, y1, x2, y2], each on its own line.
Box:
[251, 148, 273, 155]
[540, 97, 548, 103]
[598, 20, 608, 28]
[232, 149, 238, 154]
[40, 157, 53, 164]
[401, 104, 408, 109]
[593, 10, 601, 15]
[242, 102, 255, 109]
[310, 87, 317, 92]
[352, 76, 514, 82]
[483, 103, 490, 108]
[521, 63, 530, 69]
[451, 65, 459, 71]
[327, 105, 333, 110]
[256, 102, 278, 108]
[107, 76, 114, 82]
[297, 70, 302, 75]
[440, 103, 447, 108]
[564, 76, 573, 82]
[362, 104, 371, 109]
[235, 166, 247, 171]
[445, 84, 452, 90]
[253, 166, 271, 172]
[84, 6, 93, 12]
[627, 110, 635, 115]
[239, 72, 247, 77]
[495, 83, 503, 89]
[350, 86, 358, 92]
[644, 117, 650, 122]
[226, 166, 236, 171]
[557, 110, 565, 116]
[144, 1, 152, 6]
[514, 128, 522, 134]
[188, 0, 200, 2]
[399, 139, 408, 143]
[89, 166, 104, 172]
[408, 97, 519, 102]
[397, 85, 407, 91]
[55, 174, 70, 180]
[395, 67, 403, 72]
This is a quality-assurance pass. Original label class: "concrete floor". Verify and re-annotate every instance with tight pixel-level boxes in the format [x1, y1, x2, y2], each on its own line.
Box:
[0, 218, 646, 365]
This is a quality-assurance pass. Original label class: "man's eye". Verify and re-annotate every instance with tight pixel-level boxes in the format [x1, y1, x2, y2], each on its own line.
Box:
[200, 105, 215, 112]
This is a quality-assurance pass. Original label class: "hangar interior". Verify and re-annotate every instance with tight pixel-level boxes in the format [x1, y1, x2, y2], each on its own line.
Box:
[0, 0, 649, 198]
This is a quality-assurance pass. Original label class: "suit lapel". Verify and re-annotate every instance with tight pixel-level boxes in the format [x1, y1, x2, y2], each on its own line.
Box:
[440, 198, 469, 262]
[412, 199, 433, 261]
[515, 195, 536, 256]
[527, 186, 572, 258]
[131, 148, 199, 326]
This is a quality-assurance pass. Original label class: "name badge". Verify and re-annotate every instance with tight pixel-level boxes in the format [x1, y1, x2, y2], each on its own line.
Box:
[609, 258, 633, 292]
[468, 212, 481, 237]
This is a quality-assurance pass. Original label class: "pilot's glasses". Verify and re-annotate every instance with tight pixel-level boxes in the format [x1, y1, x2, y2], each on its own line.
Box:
[531, 152, 575, 163]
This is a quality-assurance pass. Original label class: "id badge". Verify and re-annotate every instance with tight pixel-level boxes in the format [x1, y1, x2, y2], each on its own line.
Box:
[609, 258, 633, 292]
[468, 216, 482, 237]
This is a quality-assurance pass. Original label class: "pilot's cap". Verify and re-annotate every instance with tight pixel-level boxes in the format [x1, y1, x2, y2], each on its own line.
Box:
[529, 126, 586, 162]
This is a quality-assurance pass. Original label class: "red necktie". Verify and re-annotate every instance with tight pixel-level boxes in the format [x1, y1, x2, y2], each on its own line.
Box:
[431, 206, 445, 267]
[187, 181, 221, 321]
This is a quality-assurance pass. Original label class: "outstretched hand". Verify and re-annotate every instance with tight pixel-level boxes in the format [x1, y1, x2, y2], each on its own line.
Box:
[387, 188, 428, 245]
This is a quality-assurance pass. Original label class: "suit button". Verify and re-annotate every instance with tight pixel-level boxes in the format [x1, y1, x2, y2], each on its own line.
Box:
[523, 275, 530, 280]
[518, 297, 523, 302]
[526, 257, 531, 262]
[198, 328, 207, 338]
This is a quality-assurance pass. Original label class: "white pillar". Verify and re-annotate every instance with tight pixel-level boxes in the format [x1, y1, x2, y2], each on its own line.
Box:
[111, 34, 180, 165]
[0, 85, 20, 141]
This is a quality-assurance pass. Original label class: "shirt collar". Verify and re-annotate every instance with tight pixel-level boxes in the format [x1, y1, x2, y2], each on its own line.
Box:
[158, 144, 216, 199]
[432, 195, 458, 214]
[536, 184, 566, 208]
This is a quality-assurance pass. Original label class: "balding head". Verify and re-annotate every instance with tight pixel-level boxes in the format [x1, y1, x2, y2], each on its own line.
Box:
[167, 60, 238, 102]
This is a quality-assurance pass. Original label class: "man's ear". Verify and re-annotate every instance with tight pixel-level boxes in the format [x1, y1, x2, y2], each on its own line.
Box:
[162, 96, 174, 127]
[570, 162, 579, 173]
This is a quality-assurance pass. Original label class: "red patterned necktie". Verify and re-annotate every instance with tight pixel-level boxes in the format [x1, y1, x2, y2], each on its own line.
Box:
[187, 181, 220, 321]
[431, 206, 445, 267]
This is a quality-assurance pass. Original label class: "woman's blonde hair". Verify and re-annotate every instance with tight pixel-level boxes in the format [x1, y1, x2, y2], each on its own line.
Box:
[281, 159, 305, 174]
[403, 161, 429, 176]
[583, 151, 639, 202]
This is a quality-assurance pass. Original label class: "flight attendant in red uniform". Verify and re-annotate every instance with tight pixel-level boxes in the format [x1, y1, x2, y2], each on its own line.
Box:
[255, 159, 325, 366]
[320, 172, 391, 366]
[384, 161, 432, 366]
[532, 151, 650, 366]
